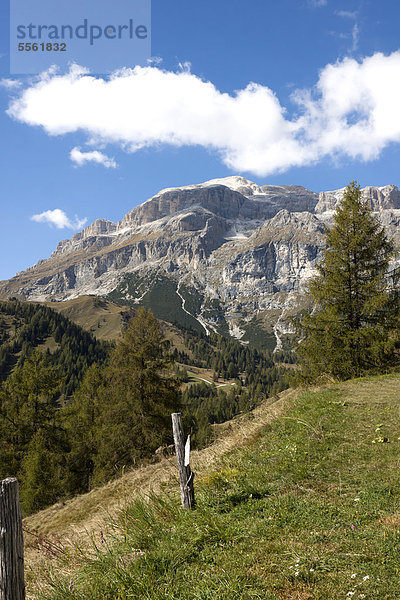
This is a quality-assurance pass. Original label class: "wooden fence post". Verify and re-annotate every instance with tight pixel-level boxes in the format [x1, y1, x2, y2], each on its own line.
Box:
[0, 478, 25, 600]
[171, 413, 195, 509]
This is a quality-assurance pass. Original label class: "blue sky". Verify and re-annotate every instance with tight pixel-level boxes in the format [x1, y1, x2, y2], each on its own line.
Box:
[2, 0, 400, 280]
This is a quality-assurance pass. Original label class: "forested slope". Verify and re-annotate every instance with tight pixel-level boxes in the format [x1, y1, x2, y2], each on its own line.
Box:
[0, 300, 291, 516]
[0, 299, 110, 395]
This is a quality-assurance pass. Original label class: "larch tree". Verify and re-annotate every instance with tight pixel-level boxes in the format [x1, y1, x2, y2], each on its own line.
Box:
[295, 181, 400, 380]
[0, 349, 67, 513]
[67, 307, 181, 487]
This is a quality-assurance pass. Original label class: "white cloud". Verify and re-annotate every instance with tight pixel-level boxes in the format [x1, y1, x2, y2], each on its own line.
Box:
[31, 209, 87, 230]
[0, 79, 22, 90]
[70, 146, 117, 168]
[8, 53, 400, 176]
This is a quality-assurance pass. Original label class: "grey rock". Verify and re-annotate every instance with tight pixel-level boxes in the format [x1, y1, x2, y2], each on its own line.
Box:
[1, 177, 398, 346]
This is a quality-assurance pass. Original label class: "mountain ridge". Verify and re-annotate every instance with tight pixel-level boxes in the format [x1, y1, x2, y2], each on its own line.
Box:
[3, 177, 400, 347]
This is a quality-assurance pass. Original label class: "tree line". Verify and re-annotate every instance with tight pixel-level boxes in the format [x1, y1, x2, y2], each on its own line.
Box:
[0, 299, 109, 395]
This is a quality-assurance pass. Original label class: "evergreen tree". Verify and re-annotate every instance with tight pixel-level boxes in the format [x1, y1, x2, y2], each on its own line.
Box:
[19, 428, 63, 514]
[0, 349, 68, 512]
[67, 308, 181, 487]
[295, 181, 400, 380]
[0, 349, 62, 477]
[62, 364, 105, 494]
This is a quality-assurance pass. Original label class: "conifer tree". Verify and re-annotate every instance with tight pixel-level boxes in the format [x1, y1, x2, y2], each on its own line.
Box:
[67, 308, 181, 486]
[62, 363, 105, 494]
[0, 349, 67, 512]
[95, 308, 180, 483]
[296, 181, 400, 380]
[0, 349, 62, 478]
[19, 428, 63, 514]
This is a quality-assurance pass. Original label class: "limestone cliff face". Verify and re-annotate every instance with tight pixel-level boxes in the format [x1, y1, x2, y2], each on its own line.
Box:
[1, 177, 399, 344]
[315, 184, 400, 213]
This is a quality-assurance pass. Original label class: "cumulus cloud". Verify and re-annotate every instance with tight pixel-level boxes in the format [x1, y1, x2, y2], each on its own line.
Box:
[31, 209, 87, 230]
[308, 0, 327, 7]
[7, 53, 400, 176]
[70, 146, 117, 168]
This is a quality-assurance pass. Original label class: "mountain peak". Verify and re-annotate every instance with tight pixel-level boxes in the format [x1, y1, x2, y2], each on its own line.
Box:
[201, 176, 263, 195]
[153, 175, 261, 198]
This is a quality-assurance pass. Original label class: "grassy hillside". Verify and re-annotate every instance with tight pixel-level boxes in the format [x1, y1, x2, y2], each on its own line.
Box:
[43, 295, 202, 350]
[25, 374, 400, 599]
[44, 296, 126, 341]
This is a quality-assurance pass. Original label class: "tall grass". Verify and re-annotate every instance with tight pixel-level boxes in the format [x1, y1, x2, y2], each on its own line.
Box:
[35, 375, 400, 599]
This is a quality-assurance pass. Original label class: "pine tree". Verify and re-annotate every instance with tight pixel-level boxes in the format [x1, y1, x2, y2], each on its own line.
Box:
[295, 181, 400, 380]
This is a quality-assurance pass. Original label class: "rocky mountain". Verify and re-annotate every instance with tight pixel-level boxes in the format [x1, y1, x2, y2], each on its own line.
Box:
[2, 177, 400, 350]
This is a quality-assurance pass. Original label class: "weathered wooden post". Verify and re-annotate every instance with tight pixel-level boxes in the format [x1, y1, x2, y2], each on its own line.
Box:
[171, 413, 195, 509]
[0, 478, 25, 600]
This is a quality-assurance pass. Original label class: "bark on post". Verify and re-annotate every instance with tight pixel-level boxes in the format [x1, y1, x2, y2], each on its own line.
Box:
[0, 478, 25, 600]
[171, 413, 195, 509]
